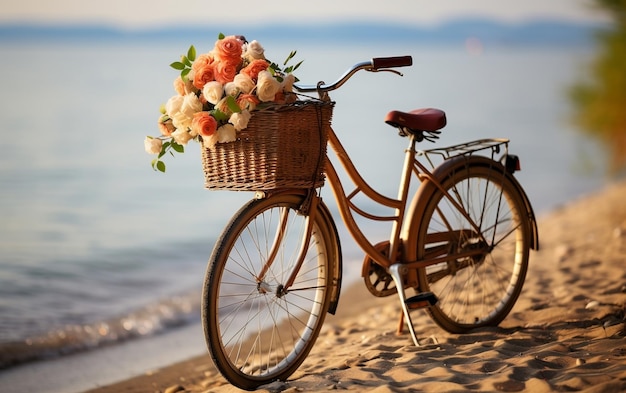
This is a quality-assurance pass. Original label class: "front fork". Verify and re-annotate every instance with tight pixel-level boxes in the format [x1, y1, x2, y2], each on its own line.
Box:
[255, 191, 321, 294]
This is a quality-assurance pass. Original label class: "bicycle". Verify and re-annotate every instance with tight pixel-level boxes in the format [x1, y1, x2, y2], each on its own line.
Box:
[201, 56, 539, 390]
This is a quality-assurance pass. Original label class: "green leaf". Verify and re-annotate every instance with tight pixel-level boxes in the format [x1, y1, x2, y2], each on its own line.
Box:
[156, 160, 166, 172]
[283, 51, 295, 65]
[157, 141, 169, 158]
[218, 32, 225, 39]
[182, 56, 192, 67]
[226, 96, 241, 113]
[212, 109, 229, 122]
[181, 68, 191, 81]
[171, 142, 184, 153]
[292, 60, 303, 71]
[187, 45, 196, 62]
[170, 61, 186, 70]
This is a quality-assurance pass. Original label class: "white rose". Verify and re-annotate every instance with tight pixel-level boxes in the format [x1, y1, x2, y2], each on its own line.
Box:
[202, 133, 219, 150]
[282, 73, 296, 93]
[233, 74, 255, 94]
[224, 82, 239, 97]
[165, 95, 184, 117]
[256, 71, 281, 102]
[144, 137, 162, 154]
[244, 40, 265, 60]
[171, 128, 193, 145]
[217, 124, 237, 143]
[229, 110, 252, 131]
[202, 81, 224, 105]
[180, 93, 202, 117]
[171, 111, 192, 132]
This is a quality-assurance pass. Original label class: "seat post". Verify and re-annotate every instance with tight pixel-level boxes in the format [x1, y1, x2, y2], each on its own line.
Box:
[387, 134, 417, 265]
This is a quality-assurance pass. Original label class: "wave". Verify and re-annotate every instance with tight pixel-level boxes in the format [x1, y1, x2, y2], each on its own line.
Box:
[0, 288, 202, 370]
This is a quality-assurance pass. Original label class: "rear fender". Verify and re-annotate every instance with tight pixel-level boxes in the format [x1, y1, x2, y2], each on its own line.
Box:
[402, 155, 539, 260]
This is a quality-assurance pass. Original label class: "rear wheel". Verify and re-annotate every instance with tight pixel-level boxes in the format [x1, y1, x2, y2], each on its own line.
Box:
[202, 194, 338, 390]
[415, 164, 530, 333]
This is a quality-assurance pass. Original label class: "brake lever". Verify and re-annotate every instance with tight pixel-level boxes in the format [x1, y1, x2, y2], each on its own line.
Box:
[367, 68, 404, 77]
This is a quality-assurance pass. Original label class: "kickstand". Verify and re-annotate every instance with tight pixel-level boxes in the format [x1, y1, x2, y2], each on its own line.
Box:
[388, 264, 421, 346]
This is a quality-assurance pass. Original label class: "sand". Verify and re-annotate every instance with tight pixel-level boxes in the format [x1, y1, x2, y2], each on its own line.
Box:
[86, 180, 626, 393]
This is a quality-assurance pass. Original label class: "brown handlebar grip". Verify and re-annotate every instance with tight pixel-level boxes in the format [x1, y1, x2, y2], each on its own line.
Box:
[372, 56, 413, 69]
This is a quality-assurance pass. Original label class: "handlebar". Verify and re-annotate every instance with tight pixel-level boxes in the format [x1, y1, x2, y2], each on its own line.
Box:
[293, 56, 412, 96]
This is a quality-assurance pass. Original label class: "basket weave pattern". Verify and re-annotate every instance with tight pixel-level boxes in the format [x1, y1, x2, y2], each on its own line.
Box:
[202, 100, 334, 191]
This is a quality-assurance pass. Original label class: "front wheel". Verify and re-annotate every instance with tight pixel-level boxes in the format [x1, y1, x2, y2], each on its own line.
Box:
[202, 194, 339, 390]
[415, 162, 531, 333]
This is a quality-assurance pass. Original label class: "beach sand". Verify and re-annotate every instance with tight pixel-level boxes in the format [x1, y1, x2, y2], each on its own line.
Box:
[87, 180, 626, 393]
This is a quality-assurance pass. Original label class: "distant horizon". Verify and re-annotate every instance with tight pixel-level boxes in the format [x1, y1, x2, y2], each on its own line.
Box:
[0, 17, 608, 47]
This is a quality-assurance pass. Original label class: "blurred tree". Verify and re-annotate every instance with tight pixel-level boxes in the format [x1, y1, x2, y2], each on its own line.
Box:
[570, 0, 626, 175]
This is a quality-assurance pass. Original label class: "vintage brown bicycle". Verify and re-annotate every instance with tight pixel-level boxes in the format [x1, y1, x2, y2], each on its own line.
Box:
[200, 56, 539, 390]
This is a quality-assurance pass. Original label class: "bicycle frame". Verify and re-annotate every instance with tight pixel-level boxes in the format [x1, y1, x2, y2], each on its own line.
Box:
[322, 124, 492, 274]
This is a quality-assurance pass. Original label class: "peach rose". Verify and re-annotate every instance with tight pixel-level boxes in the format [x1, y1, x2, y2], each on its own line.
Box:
[236, 93, 260, 111]
[191, 111, 218, 137]
[173, 76, 186, 96]
[241, 59, 270, 81]
[214, 96, 234, 116]
[213, 36, 243, 63]
[214, 61, 239, 85]
[158, 116, 175, 136]
[192, 64, 215, 90]
[273, 90, 287, 104]
[191, 53, 215, 89]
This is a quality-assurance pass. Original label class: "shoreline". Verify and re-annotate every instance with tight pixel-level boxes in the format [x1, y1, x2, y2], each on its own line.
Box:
[4, 180, 626, 393]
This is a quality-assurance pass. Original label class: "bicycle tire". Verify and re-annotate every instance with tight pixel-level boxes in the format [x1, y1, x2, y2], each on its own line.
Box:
[202, 193, 339, 390]
[414, 160, 530, 333]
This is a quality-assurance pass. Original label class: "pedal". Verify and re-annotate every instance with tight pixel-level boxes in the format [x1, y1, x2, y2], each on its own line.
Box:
[405, 292, 438, 309]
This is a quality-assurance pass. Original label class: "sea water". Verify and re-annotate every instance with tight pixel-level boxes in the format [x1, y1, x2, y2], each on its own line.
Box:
[0, 37, 606, 370]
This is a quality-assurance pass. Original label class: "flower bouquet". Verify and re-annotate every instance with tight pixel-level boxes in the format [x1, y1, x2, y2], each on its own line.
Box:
[144, 33, 303, 172]
[145, 33, 334, 191]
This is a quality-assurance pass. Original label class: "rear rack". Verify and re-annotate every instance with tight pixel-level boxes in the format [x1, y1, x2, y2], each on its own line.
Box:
[418, 138, 509, 168]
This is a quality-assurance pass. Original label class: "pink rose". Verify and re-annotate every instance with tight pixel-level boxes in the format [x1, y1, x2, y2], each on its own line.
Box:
[192, 112, 218, 137]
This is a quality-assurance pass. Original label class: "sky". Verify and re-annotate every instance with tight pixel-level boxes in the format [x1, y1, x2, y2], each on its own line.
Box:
[0, 0, 611, 28]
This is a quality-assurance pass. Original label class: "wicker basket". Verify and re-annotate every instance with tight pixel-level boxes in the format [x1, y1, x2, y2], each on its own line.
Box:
[202, 100, 334, 191]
